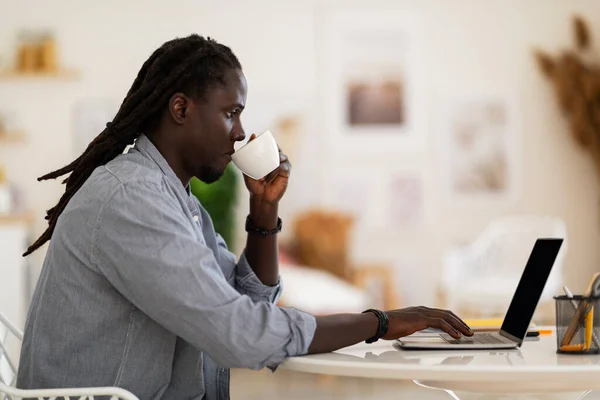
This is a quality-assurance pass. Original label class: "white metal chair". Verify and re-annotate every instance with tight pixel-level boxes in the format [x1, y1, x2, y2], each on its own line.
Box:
[0, 313, 139, 400]
[440, 214, 568, 318]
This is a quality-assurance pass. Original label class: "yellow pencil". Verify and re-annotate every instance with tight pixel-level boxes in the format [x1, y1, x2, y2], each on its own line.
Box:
[560, 343, 585, 352]
[585, 306, 594, 350]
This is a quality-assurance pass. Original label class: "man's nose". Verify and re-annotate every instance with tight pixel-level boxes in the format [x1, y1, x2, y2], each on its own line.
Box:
[231, 126, 246, 142]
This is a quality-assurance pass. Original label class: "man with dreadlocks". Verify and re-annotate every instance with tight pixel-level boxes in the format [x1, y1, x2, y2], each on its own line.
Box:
[16, 34, 472, 399]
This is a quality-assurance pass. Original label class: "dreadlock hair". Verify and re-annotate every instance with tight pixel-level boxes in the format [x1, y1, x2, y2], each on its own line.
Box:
[23, 34, 241, 257]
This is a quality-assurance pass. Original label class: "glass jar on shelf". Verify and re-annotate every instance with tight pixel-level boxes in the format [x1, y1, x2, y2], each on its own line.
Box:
[38, 30, 57, 72]
[16, 30, 38, 73]
[0, 165, 12, 214]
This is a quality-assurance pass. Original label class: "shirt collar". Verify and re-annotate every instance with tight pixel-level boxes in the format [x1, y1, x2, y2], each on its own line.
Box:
[133, 133, 191, 195]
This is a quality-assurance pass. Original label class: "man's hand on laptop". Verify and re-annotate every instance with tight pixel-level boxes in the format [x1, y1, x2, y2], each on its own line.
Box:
[308, 306, 474, 354]
[383, 306, 474, 340]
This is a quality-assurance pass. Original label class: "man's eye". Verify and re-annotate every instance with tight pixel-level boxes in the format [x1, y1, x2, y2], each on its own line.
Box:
[225, 111, 234, 119]
[226, 109, 241, 119]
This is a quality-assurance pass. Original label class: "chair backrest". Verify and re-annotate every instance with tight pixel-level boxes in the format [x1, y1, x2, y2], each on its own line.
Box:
[452, 214, 568, 300]
[291, 209, 355, 281]
[0, 313, 139, 400]
[0, 313, 22, 391]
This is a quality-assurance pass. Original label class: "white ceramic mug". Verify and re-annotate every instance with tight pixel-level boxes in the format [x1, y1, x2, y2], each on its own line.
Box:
[231, 130, 280, 180]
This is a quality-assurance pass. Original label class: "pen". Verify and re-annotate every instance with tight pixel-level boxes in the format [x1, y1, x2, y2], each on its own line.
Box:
[525, 329, 552, 337]
[563, 285, 600, 348]
[563, 286, 579, 308]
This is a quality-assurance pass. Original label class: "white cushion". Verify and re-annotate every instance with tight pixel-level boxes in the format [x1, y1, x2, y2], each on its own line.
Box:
[278, 262, 370, 314]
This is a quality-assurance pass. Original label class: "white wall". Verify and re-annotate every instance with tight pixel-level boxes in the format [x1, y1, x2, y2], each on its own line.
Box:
[1, 0, 599, 311]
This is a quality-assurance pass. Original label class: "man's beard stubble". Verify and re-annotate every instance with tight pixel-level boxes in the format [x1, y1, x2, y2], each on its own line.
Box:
[196, 165, 224, 184]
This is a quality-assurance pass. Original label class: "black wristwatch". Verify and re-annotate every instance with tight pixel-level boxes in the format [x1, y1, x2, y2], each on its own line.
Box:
[245, 215, 282, 236]
[362, 309, 389, 343]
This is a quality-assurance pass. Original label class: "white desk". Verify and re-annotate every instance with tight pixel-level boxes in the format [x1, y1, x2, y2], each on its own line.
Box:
[281, 333, 600, 399]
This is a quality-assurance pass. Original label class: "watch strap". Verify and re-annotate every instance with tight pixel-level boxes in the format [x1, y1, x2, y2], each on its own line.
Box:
[245, 215, 282, 236]
[362, 309, 389, 343]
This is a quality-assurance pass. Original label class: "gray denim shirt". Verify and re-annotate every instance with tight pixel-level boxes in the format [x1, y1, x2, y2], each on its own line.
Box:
[16, 134, 316, 400]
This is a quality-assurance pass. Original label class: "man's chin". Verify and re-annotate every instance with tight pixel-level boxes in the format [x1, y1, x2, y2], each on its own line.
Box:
[196, 167, 224, 184]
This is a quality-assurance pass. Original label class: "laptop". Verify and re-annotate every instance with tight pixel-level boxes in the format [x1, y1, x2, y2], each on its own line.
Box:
[397, 238, 564, 350]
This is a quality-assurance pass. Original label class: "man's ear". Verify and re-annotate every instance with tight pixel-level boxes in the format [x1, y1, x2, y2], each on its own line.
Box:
[168, 93, 189, 125]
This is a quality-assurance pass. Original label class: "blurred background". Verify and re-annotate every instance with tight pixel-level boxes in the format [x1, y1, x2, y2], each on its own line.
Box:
[2, 0, 600, 398]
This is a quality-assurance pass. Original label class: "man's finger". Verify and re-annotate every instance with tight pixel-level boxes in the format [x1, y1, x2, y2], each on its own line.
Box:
[264, 167, 280, 183]
[430, 309, 473, 336]
[444, 314, 473, 337]
[279, 161, 291, 178]
[445, 310, 473, 335]
[438, 309, 473, 336]
[429, 317, 461, 339]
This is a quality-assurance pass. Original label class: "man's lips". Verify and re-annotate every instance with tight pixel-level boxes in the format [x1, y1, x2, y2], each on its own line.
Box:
[223, 150, 234, 161]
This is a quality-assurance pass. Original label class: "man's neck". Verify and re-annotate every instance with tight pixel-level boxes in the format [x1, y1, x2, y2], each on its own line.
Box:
[146, 133, 192, 189]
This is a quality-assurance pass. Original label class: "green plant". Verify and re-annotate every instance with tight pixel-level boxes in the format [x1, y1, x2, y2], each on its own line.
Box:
[190, 164, 238, 248]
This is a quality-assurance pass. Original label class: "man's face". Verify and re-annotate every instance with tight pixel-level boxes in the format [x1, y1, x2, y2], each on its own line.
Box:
[183, 68, 247, 183]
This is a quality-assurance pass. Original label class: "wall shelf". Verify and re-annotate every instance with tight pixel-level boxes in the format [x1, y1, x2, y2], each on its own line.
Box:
[0, 211, 34, 225]
[0, 69, 80, 81]
[0, 131, 27, 143]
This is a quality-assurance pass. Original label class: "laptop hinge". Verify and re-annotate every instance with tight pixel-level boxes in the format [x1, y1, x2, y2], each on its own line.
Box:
[499, 330, 523, 346]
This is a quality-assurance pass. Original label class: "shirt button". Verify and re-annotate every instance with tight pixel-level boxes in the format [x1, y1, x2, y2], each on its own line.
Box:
[193, 215, 199, 222]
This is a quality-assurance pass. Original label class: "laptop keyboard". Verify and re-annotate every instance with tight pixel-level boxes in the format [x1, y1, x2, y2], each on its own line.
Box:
[442, 332, 514, 345]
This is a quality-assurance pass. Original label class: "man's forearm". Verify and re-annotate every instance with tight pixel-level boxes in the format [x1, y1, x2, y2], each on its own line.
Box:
[244, 198, 279, 286]
[307, 313, 379, 354]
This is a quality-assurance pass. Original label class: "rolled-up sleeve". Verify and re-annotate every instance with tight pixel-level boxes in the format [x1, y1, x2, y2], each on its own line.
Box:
[90, 179, 316, 370]
[214, 231, 282, 303]
[234, 251, 282, 303]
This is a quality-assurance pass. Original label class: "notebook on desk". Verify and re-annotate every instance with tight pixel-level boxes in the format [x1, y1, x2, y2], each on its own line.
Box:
[397, 238, 563, 350]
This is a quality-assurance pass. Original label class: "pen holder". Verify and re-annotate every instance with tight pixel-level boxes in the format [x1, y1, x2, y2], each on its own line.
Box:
[554, 295, 600, 354]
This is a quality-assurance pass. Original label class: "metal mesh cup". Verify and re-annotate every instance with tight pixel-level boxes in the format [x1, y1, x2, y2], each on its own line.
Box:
[554, 295, 600, 354]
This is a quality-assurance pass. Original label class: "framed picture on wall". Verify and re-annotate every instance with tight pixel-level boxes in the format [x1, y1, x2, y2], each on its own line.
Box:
[343, 34, 407, 132]
[316, 7, 425, 154]
[438, 93, 521, 204]
[387, 171, 424, 227]
[325, 168, 373, 227]
[322, 166, 386, 230]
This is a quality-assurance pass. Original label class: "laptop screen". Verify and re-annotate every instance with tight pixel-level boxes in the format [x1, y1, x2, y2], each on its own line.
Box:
[500, 238, 563, 340]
